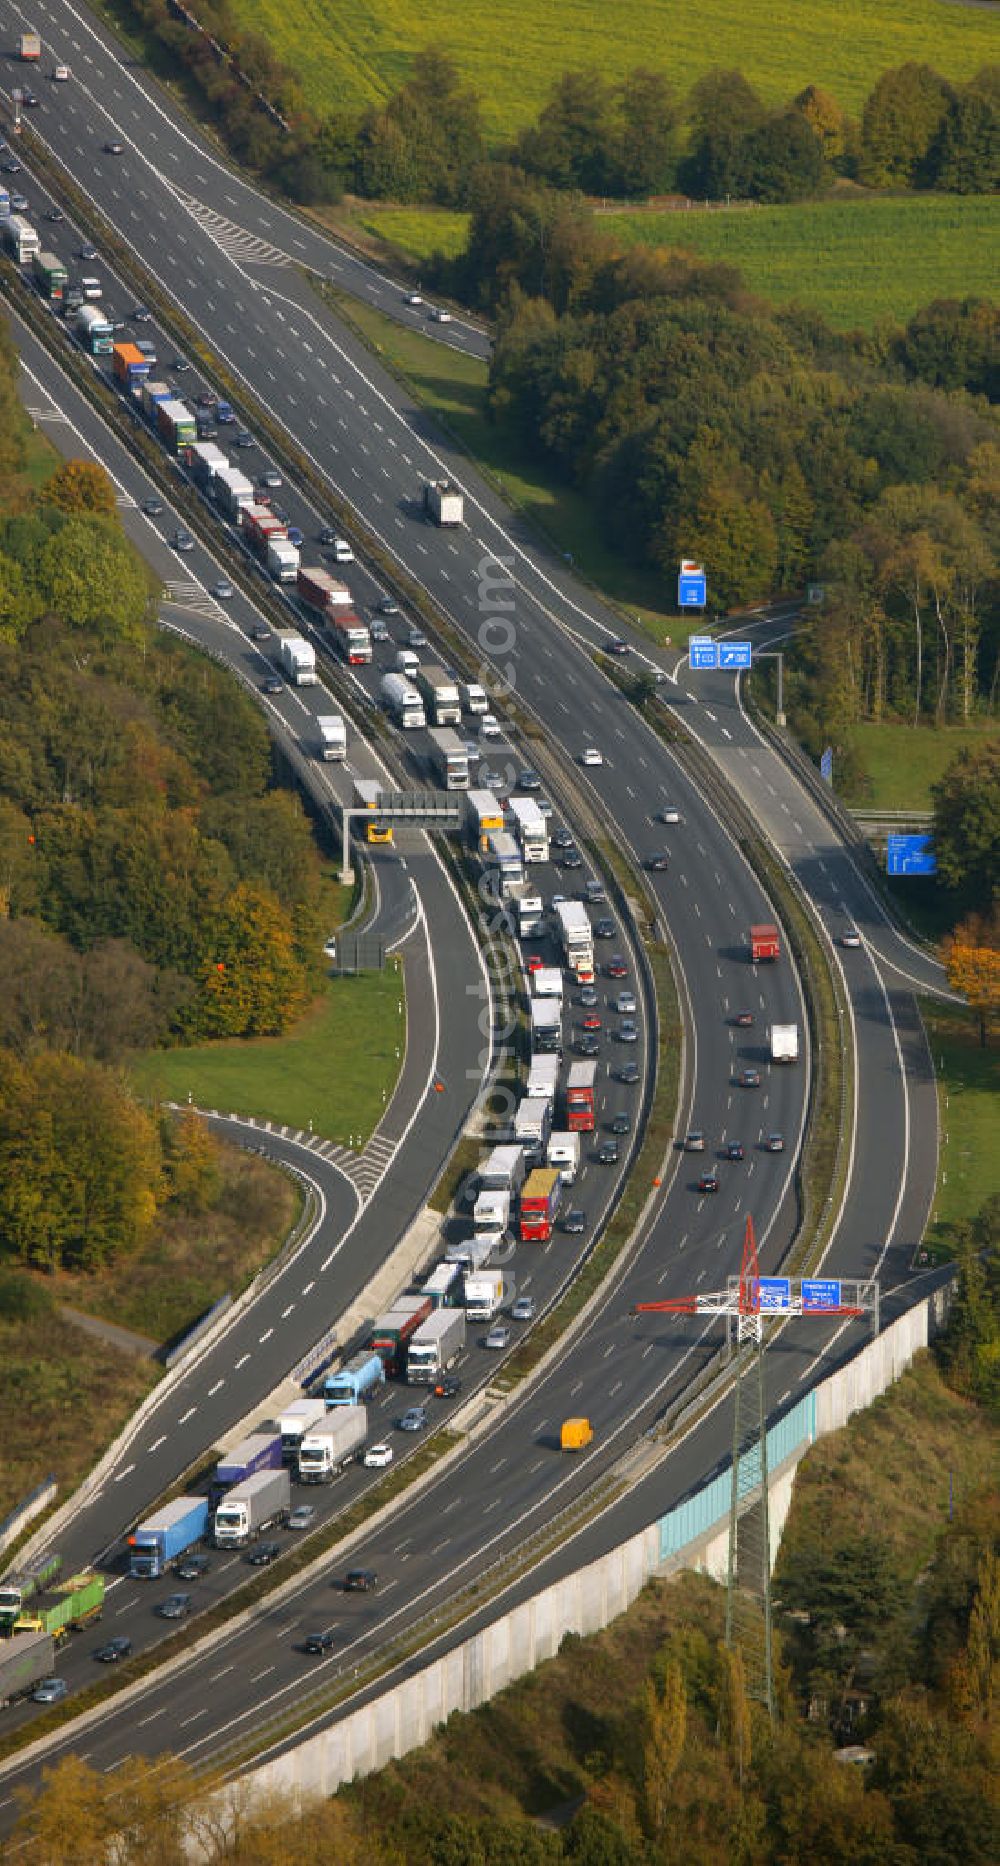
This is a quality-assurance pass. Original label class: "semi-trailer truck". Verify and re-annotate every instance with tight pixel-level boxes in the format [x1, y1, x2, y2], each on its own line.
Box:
[297, 565, 352, 613]
[0, 1632, 55, 1707]
[215, 467, 254, 519]
[31, 250, 68, 301]
[478, 1144, 527, 1195]
[415, 663, 461, 727]
[278, 1399, 327, 1462]
[297, 1407, 367, 1483]
[531, 997, 562, 1054]
[427, 727, 470, 790]
[317, 713, 347, 761]
[553, 900, 595, 981]
[464, 1268, 505, 1322]
[213, 1429, 283, 1499]
[406, 1307, 466, 1383]
[129, 1497, 210, 1579]
[0, 1553, 63, 1633]
[520, 1167, 563, 1242]
[12, 1571, 104, 1641]
[527, 1053, 560, 1104]
[4, 215, 40, 264]
[380, 672, 426, 729]
[419, 1261, 464, 1308]
[565, 1059, 597, 1132]
[368, 1297, 433, 1375]
[424, 480, 464, 526]
[72, 303, 113, 354]
[769, 1023, 799, 1063]
[156, 397, 197, 452]
[213, 1469, 290, 1546]
[277, 633, 317, 686]
[508, 796, 550, 864]
[466, 789, 505, 851]
[750, 923, 781, 963]
[513, 1094, 552, 1161]
[267, 537, 300, 584]
[325, 609, 371, 664]
[323, 1350, 385, 1407]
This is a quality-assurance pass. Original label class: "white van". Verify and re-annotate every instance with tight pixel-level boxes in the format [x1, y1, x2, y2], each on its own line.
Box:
[79, 276, 102, 300]
[462, 681, 488, 714]
[395, 648, 418, 677]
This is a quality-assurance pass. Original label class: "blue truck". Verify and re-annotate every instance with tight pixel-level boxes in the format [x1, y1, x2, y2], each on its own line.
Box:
[129, 1497, 210, 1579]
[323, 1350, 386, 1408]
[212, 1429, 283, 1503]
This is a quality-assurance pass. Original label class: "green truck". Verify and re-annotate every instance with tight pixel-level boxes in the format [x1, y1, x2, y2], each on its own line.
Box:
[13, 1570, 104, 1644]
[31, 250, 69, 302]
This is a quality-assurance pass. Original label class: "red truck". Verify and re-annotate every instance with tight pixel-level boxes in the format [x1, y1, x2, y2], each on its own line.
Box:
[750, 923, 781, 963]
[242, 504, 287, 555]
[368, 1296, 433, 1375]
[565, 1060, 597, 1133]
[520, 1167, 563, 1242]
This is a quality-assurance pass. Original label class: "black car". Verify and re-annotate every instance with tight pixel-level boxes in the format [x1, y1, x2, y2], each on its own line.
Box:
[645, 853, 669, 872]
[248, 1541, 281, 1567]
[303, 1629, 335, 1655]
[233, 430, 254, 448]
[561, 1209, 587, 1234]
[377, 595, 400, 615]
[44, 207, 65, 223]
[574, 1034, 600, 1057]
[594, 917, 616, 940]
[171, 356, 190, 372]
[518, 769, 541, 791]
[261, 676, 283, 695]
[560, 849, 583, 870]
[432, 1375, 461, 1399]
[726, 1141, 745, 1162]
[609, 1112, 632, 1135]
[596, 1140, 620, 1165]
[95, 1636, 132, 1663]
[318, 526, 337, 545]
[344, 1569, 378, 1593]
[78, 243, 97, 261]
[175, 1553, 210, 1580]
[197, 390, 218, 408]
[251, 624, 271, 641]
[158, 1592, 192, 1620]
[615, 1061, 640, 1084]
[551, 828, 574, 849]
[142, 497, 164, 517]
[131, 305, 153, 322]
[605, 637, 629, 656]
[21, 92, 40, 108]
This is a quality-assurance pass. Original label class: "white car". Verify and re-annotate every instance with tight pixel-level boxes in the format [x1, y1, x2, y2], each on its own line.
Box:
[485, 1322, 511, 1350]
[323, 935, 338, 959]
[580, 748, 603, 767]
[363, 1442, 393, 1469]
[404, 291, 423, 307]
[840, 927, 862, 948]
[479, 714, 501, 739]
[52, 64, 70, 81]
[332, 538, 354, 563]
[659, 805, 681, 824]
[429, 307, 452, 323]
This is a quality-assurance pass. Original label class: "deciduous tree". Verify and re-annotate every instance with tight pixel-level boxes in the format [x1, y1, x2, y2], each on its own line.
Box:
[45, 458, 118, 518]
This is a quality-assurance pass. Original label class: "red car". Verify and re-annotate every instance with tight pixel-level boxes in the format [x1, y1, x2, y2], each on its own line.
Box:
[734, 1011, 754, 1028]
[698, 1171, 720, 1194]
[581, 1012, 602, 1031]
[525, 954, 543, 974]
[606, 957, 628, 979]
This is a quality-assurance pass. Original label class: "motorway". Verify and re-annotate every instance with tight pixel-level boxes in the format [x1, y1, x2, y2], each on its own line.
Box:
[0, 5, 945, 1802]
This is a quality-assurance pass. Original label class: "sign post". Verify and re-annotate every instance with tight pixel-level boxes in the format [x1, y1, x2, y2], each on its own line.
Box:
[677, 559, 707, 609]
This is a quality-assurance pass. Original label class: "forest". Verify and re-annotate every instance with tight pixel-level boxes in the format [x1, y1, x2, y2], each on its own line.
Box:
[0, 322, 327, 1275]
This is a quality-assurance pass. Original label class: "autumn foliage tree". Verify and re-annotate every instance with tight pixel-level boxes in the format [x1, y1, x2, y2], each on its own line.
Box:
[45, 458, 118, 518]
[943, 911, 1000, 1046]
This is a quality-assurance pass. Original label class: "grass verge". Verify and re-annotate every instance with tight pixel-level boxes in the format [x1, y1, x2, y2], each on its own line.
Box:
[845, 719, 998, 812]
[131, 964, 406, 1147]
[920, 998, 1000, 1260]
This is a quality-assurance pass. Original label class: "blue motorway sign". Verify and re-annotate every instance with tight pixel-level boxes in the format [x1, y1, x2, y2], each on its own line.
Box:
[719, 640, 752, 670]
[802, 1278, 842, 1311]
[757, 1276, 791, 1311]
[820, 746, 833, 784]
[886, 833, 937, 877]
[688, 637, 718, 670]
[678, 571, 707, 608]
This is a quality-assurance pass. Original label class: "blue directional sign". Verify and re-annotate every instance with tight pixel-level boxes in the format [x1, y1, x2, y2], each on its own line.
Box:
[820, 746, 833, 784]
[757, 1276, 791, 1312]
[719, 640, 752, 670]
[688, 637, 719, 670]
[887, 833, 937, 877]
[802, 1278, 842, 1311]
[678, 569, 707, 608]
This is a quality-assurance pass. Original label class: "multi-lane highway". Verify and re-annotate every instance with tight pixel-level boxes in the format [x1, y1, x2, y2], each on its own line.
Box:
[0, 3, 946, 1801]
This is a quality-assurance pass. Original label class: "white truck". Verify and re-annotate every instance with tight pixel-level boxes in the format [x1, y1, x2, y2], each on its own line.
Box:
[3, 215, 40, 264]
[527, 1053, 561, 1104]
[531, 997, 562, 1055]
[547, 1130, 581, 1184]
[215, 466, 255, 519]
[516, 893, 544, 938]
[424, 480, 464, 526]
[317, 713, 347, 761]
[415, 663, 461, 727]
[513, 1094, 552, 1162]
[508, 796, 550, 864]
[278, 633, 317, 686]
[473, 1187, 510, 1236]
[213, 1469, 290, 1546]
[553, 899, 595, 981]
[380, 671, 426, 730]
[478, 1144, 527, 1195]
[465, 1268, 505, 1322]
[279, 1398, 327, 1463]
[769, 1024, 800, 1063]
[532, 966, 563, 1000]
[406, 1307, 466, 1384]
[297, 1406, 368, 1484]
[267, 537, 300, 584]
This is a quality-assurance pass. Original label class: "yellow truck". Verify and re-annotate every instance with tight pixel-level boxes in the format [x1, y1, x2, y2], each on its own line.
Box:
[561, 1417, 594, 1452]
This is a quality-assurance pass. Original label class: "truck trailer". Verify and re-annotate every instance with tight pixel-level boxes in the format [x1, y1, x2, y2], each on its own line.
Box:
[278, 1399, 328, 1462]
[112, 345, 149, 389]
[156, 397, 197, 452]
[32, 250, 68, 301]
[0, 1633, 55, 1709]
[424, 480, 464, 526]
[419, 1261, 464, 1309]
[553, 900, 595, 981]
[3, 215, 40, 264]
[531, 997, 562, 1054]
[277, 632, 317, 686]
[415, 663, 461, 727]
[297, 1407, 367, 1484]
[323, 1350, 385, 1408]
[464, 1269, 505, 1322]
[520, 1166, 563, 1242]
[380, 671, 426, 729]
[213, 1469, 290, 1546]
[368, 1297, 433, 1375]
[297, 564, 352, 613]
[565, 1059, 598, 1132]
[478, 1144, 527, 1195]
[13, 1571, 104, 1642]
[129, 1497, 210, 1579]
[267, 537, 300, 584]
[513, 1094, 552, 1162]
[427, 727, 470, 790]
[213, 1429, 283, 1498]
[215, 467, 254, 519]
[466, 789, 505, 851]
[526, 1053, 560, 1104]
[406, 1307, 466, 1383]
[769, 1023, 800, 1063]
[444, 1234, 496, 1273]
